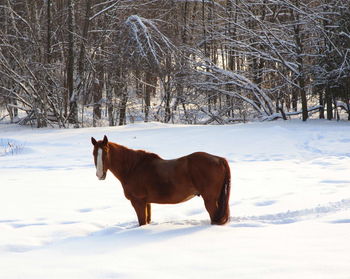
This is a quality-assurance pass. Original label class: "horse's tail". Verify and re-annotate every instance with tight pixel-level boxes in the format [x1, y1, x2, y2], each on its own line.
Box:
[213, 158, 231, 225]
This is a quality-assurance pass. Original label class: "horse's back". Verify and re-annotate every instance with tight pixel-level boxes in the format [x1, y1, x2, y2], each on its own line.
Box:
[162, 152, 225, 182]
[187, 151, 227, 171]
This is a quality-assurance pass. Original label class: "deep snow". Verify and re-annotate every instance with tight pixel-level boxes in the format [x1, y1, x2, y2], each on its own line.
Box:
[0, 120, 350, 278]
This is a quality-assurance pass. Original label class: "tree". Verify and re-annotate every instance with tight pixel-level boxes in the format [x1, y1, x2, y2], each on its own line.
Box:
[1, 0, 349, 127]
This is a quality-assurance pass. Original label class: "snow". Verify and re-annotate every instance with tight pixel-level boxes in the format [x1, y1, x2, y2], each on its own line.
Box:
[0, 120, 350, 279]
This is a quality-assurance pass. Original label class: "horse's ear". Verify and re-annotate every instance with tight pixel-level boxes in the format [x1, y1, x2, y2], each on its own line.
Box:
[91, 137, 97, 146]
[103, 135, 108, 145]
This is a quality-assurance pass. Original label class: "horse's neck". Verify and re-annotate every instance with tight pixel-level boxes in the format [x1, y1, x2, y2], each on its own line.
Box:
[108, 143, 140, 184]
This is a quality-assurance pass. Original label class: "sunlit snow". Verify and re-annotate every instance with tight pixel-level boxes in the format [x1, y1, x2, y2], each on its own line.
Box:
[0, 120, 349, 278]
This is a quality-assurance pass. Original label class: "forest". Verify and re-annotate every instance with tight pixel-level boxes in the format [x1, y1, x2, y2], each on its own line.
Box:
[0, 0, 349, 127]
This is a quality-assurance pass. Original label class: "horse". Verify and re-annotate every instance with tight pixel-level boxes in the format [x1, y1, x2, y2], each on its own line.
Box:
[91, 135, 231, 226]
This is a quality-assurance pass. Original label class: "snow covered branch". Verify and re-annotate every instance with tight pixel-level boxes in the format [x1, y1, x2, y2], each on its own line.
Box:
[124, 15, 176, 67]
[261, 105, 323, 121]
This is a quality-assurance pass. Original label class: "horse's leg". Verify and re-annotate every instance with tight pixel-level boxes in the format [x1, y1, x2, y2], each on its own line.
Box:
[130, 199, 147, 226]
[146, 203, 151, 224]
[203, 198, 219, 225]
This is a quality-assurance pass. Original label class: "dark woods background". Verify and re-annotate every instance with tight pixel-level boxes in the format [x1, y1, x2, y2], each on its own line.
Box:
[0, 0, 349, 127]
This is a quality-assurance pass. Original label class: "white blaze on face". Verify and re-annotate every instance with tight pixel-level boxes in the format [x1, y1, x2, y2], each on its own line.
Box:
[96, 148, 104, 179]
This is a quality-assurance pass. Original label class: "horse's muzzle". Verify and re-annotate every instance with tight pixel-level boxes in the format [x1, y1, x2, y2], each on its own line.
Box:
[97, 172, 106, 180]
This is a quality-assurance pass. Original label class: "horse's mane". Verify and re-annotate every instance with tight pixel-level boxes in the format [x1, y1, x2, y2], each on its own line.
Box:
[110, 142, 161, 160]
[107, 142, 162, 182]
[136, 149, 162, 160]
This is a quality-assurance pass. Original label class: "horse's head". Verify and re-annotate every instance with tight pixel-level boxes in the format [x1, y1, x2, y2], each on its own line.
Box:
[91, 135, 109, 180]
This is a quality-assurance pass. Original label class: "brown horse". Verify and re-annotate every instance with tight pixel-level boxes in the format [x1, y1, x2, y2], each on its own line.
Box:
[91, 135, 231, 226]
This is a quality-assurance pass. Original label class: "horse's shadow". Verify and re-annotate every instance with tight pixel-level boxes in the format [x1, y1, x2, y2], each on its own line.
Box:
[44, 221, 209, 254]
[0, 220, 209, 254]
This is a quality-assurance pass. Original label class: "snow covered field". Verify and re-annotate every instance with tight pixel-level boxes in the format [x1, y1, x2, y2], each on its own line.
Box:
[0, 120, 350, 279]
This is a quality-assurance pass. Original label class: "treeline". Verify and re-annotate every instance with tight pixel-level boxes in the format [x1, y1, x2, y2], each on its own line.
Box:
[0, 0, 349, 127]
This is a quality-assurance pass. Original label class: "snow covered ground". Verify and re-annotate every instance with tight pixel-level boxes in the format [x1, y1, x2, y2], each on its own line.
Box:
[0, 120, 350, 279]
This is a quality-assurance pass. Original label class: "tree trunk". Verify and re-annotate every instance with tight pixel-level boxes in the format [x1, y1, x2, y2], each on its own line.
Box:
[92, 76, 103, 127]
[119, 89, 128, 126]
[92, 47, 104, 127]
[67, 0, 78, 126]
[162, 73, 172, 123]
[293, 0, 308, 121]
[326, 86, 333, 120]
[106, 75, 115, 126]
[319, 90, 325, 119]
[299, 77, 308, 121]
[144, 72, 156, 122]
[77, 0, 91, 78]
[46, 0, 51, 64]
[116, 70, 128, 126]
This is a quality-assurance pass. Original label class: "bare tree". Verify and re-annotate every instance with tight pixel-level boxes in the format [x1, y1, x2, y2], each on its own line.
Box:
[1, 0, 349, 127]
